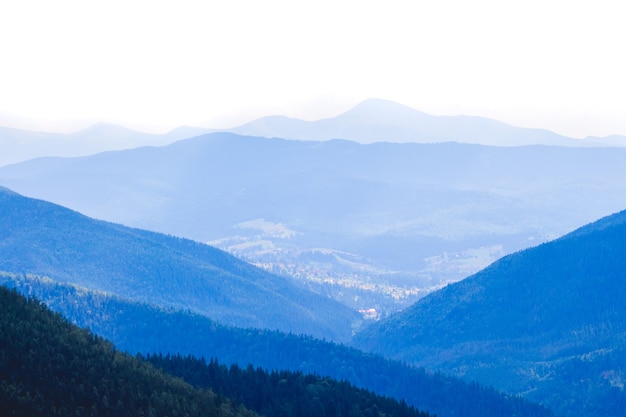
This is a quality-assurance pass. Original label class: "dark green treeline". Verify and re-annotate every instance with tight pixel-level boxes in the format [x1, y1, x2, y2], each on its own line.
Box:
[145, 353, 429, 417]
[0, 286, 255, 417]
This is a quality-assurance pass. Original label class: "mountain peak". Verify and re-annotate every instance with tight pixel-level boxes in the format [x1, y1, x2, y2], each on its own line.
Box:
[346, 98, 424, 113]
[224, 98, 578, 146]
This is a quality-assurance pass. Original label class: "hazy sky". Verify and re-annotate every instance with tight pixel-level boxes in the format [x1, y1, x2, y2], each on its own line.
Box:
[1, 0, 624, 138]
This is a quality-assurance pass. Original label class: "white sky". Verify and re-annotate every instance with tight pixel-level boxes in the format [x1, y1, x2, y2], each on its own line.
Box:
[1, 0, 625, 138]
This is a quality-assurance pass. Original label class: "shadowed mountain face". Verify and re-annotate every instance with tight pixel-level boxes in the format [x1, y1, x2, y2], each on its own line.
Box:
[0, 285, 259, 417]
[352, 209, 626, 417]
[2, 133, 626, 315]
[0, 187, 554, 417]
[0, 273, 555, 417]
[0, 187, 360, 341]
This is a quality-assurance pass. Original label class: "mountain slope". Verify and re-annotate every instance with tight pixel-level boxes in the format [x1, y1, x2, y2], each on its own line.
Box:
[2, 133, 626, 315]
[145, 354, 432, 417]
[0, 187, 360, 341]
[352, 209, 626, 417]
[0, 273, 555, 417]
[227, 98, 584, 146]
[1, 284, 439, 417]
[0, 285, 257, 417]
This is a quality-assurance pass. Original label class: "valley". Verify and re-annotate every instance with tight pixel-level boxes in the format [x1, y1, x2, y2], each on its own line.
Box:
[3, 0, 626, 409]
[3, 131, 626, 319]
[0, 271, 554, 417]
[2, 100, 626, 417]
[210, 228, 504, 317]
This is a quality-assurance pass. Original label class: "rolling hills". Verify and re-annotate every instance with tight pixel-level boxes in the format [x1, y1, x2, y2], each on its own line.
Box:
[0, 123, 197, 167]
[352, 209, 626, 417]
[2, 98, 611, 167]
[4, 99, 626, 417]
[0, 284, 445, 417]
[2, 133, 626, 315]
[0, 184, 554, 416]
[0, 273, 554, 417]
[0, 186, 360, 341]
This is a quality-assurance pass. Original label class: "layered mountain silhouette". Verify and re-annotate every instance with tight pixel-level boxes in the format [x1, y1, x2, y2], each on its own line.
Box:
[0, 273, 554, 417]
[0, 123, 198, 167]
[0, 187, 556, 417]
[0, 283, 445, 417]
[4, 99, 626, 417]
[2, 133, 626, 315]
[3, 98, 620, 167]
[352, 209, 626, 417]
[227, 98, 584, 146]
[0, 186, 359, 341]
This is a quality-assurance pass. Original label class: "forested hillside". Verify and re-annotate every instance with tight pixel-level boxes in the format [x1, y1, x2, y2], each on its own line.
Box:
[0, 285, 443, 417]
[0, 285, 256, 417]
[353, 209, 626, 417]
[2, 273, 554, 417]
[145, 354, 430, 417]
[3, 133, 626, 315]
[0, 186, 359, 341]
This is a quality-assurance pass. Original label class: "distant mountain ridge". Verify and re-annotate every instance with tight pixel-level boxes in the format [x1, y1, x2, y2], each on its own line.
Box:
[583, 134, 626, 147]
[0, 186, 360, 341]
[2, 133, 626, 315]
[352, 209, 626, 417]
[227, 98, 585, 146]
[0, 123, 205, 167]
[2, 98, 620, 167]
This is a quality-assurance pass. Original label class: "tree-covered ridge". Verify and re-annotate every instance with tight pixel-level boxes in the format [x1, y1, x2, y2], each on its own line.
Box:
[353, 209, 626, 417]
[145, 354, 430, 417]
[0, 285, 256, 417]
[0, 186, 359, 342]
[2, 273, 555, 417]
